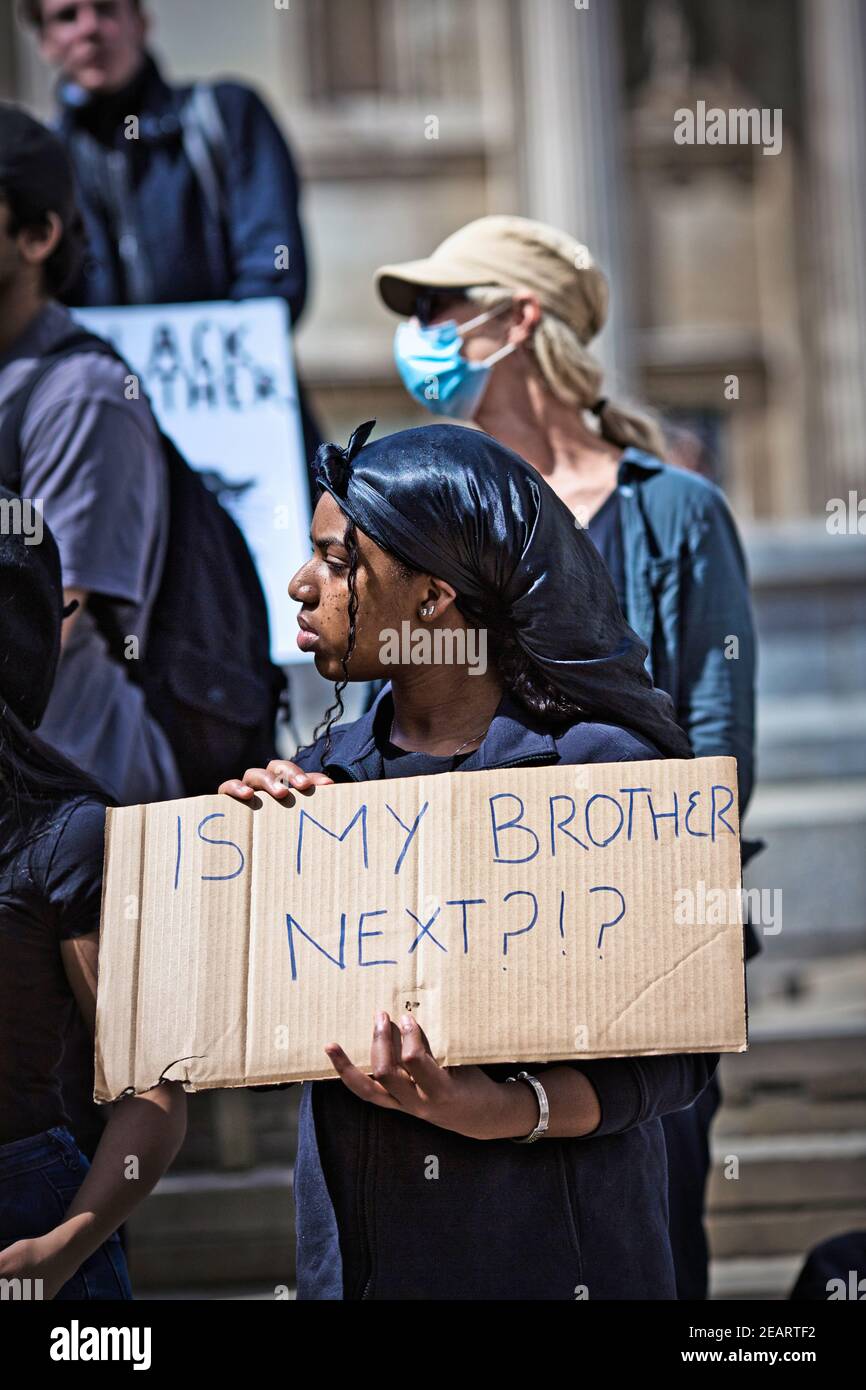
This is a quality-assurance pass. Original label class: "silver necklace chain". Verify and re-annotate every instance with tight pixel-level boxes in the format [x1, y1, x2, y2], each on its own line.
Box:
[389, 718, 488, 757]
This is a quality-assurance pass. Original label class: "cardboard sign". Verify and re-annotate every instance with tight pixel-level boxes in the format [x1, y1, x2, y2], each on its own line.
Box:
[73, 299, 311, 664]
[94, 757, 746, 1100]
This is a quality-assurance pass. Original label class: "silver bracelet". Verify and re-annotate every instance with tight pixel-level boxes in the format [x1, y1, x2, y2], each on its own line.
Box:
[505, 1071, 550, 1143]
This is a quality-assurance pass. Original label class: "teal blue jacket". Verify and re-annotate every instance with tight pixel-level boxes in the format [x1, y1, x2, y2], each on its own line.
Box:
[616, 449, 757, 811]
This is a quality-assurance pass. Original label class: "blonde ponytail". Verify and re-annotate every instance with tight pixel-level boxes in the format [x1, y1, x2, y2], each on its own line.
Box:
[592, 398, 668, 458]
[465, 285, 668, 459]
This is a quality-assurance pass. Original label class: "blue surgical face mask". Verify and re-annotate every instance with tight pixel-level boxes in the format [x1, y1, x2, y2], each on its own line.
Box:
[393, 301, 516, 419]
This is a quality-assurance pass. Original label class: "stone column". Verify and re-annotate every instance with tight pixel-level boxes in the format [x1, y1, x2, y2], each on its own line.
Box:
[802, 0, 866, 507]
[516, 0, 631, 386]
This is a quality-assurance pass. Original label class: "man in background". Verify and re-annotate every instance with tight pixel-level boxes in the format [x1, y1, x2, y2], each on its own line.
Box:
[19, 0, 320, 463]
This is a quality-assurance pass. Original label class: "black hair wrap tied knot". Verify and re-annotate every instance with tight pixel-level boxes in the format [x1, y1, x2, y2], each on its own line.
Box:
[314, 419, 376, 497]
[312, 420, 693, 759]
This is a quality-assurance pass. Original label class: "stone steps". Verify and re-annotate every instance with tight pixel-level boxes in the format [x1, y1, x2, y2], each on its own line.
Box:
[708, 1255, 801, 1301]
[714, 1095, 866, 1137]
[707, 1131, 866, 1254]
[126, 1165, 296, 1291]
[706, 1007, 866, 1283]
[167, 1088, 301, 1173]
[741, 778, 866, 955]
[149, 1285, 293, 1300]
[756, 695, 866, 782]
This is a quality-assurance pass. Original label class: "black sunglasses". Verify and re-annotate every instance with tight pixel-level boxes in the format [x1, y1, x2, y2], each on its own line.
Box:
[413, 289, 470, 327]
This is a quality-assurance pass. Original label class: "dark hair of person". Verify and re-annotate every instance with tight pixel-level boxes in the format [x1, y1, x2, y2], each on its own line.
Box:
[0, 702, 113, 867]
[302, 515, 591, 767]
[0, 184, 85, 297]
[19, 0, 142, 27]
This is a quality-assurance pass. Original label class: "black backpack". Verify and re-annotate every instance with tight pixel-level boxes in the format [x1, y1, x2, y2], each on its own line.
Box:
[0, 328, 288, 795]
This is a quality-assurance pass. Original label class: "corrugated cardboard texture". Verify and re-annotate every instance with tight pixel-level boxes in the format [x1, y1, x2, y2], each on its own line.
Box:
[95, 756, 746, 1099]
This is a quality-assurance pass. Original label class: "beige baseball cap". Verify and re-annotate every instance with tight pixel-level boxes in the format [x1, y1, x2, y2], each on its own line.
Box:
[375, 214, 610, 345]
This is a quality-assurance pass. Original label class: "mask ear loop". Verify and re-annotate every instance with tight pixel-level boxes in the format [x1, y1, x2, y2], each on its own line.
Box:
[480, 339, 518, 368]
[458, 297, 514, 336]
[459, 297, 518, 368]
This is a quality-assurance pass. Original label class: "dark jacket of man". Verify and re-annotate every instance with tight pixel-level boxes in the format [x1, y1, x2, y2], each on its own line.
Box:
[54, 50, 319, 467]
[57, 49, 307, 316]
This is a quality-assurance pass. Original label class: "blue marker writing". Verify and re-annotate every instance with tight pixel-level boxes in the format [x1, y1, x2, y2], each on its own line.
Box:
[502, 889, 538, 955]
[489, 794, 540, 864]
[589, 885, 626, 954]
[197, 813, 245, 881]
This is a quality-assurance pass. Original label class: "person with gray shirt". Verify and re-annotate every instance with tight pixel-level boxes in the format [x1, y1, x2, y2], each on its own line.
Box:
[0, 104, 181, 806]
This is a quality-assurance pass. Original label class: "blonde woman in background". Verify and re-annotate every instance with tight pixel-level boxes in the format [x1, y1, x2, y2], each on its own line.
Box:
[375, 215, 759, 1300]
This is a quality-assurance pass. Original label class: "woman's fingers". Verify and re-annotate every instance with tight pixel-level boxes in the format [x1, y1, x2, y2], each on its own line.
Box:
[218, 769, 290, 801]
[218, 762, 334, 801]
[217, 777, 256, 799]
[243, 767, 294, 798]
[402, 1013, 434, 1056]
[327, 1013, 428, 1111]
[325, 1043, 401, 1110]
[397, 1014, 445, 1100]
[266, 760, 335, 794]
[368, 1011, 423, 1107]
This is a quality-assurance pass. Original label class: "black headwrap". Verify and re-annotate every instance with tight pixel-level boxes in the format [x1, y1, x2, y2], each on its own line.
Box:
[314, 421, 693, 760]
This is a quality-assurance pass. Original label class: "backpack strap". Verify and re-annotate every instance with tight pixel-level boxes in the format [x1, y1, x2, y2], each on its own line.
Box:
[179, 84, 230, 227]
[0, 330, 120, 495]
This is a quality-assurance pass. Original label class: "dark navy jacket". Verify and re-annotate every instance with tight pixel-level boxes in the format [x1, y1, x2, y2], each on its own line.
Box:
[292, 689, 719, 1300]
[56, 52, 308, 321]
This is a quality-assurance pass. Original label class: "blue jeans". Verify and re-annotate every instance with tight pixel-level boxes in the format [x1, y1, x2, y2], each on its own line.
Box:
[0, 1126, 132, 1300]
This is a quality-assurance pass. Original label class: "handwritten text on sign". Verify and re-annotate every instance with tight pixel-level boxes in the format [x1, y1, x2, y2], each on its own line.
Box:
[95, 758, 746, 1098]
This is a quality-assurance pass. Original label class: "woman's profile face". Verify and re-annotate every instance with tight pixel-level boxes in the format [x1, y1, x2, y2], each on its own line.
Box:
[288, 490, 427, 683]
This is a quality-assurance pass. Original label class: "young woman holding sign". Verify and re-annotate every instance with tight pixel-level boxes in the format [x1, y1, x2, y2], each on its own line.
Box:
[220, 421, 717, 1301]
[0, 488, 187, 1298]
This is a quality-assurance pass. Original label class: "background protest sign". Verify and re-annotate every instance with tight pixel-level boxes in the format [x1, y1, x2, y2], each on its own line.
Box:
[73, 298, 311, 664]
[95, 757, 746, 1099]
